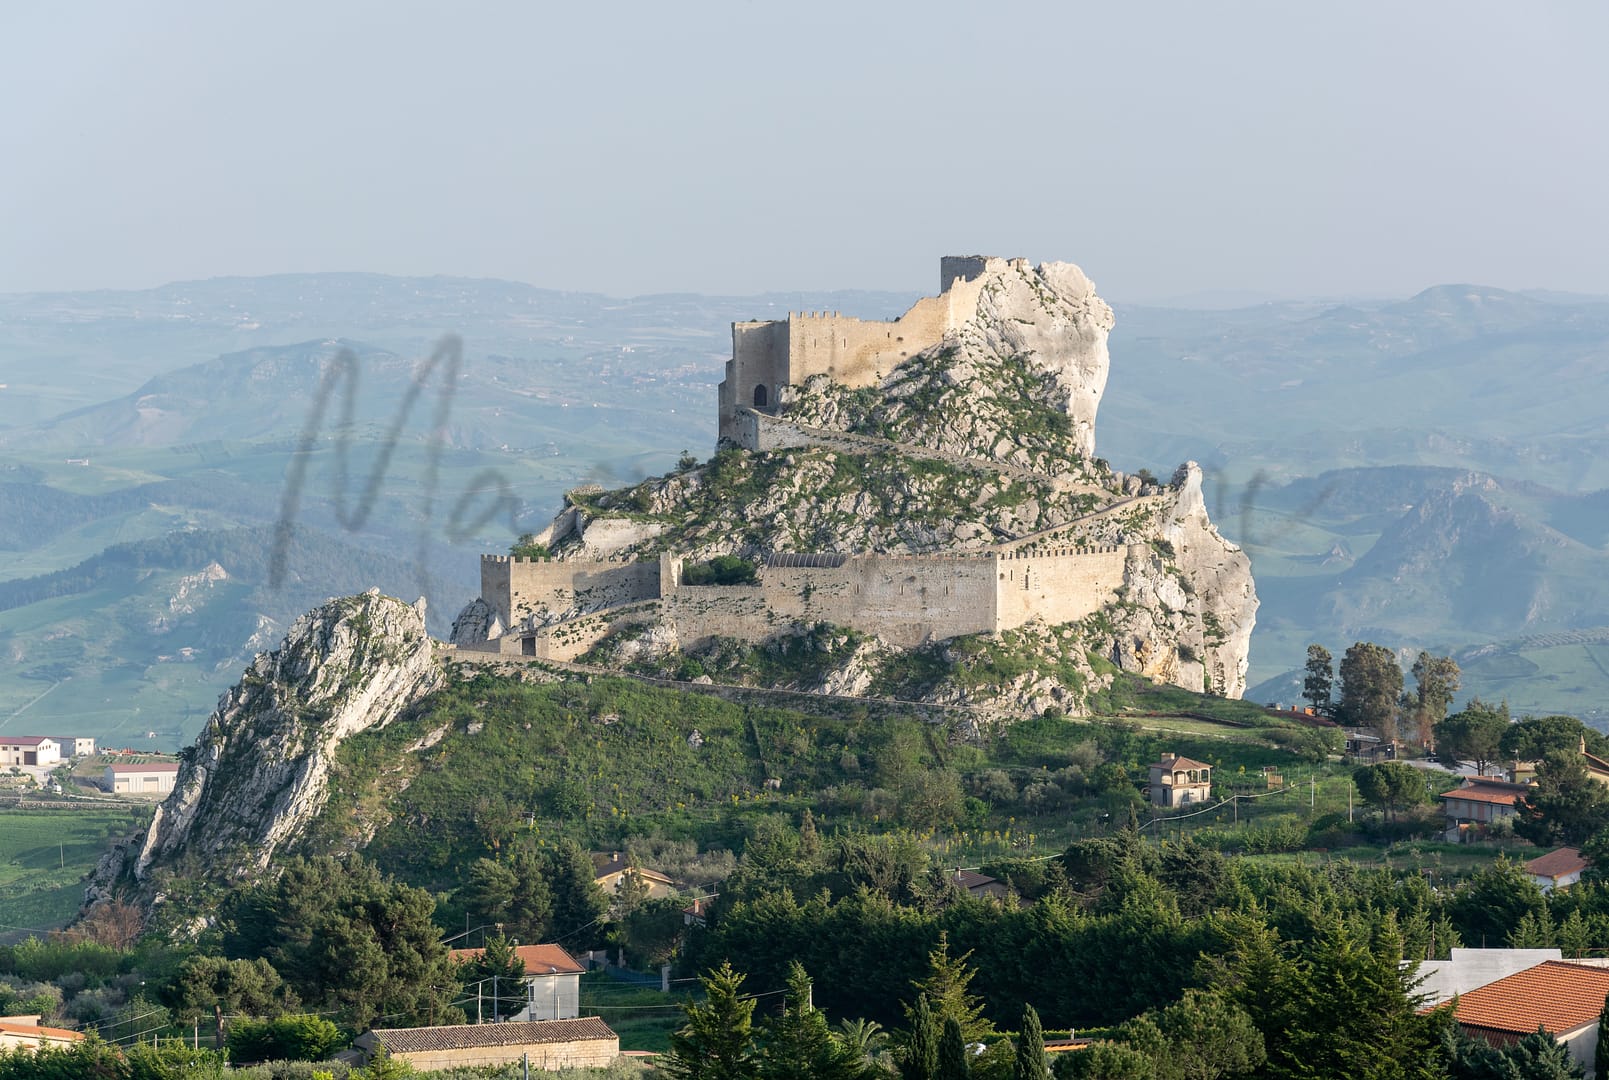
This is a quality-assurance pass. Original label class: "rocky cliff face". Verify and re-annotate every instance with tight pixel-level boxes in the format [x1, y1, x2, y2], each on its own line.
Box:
[98, 590, 441, 907]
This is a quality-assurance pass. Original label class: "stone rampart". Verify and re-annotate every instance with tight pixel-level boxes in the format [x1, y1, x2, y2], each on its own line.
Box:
[994, 547, 1128, 630]
[481, 554, 661, 631]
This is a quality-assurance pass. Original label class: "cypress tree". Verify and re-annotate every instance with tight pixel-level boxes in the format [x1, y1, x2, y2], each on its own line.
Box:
[937, 1017, 969, 1080]
[1014, 1005, 1049, 1080]
[901, 996, 939, 1080]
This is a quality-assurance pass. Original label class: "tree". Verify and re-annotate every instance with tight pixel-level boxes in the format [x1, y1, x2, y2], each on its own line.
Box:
[1014, 1005, 1050, 1080]
[547, 839, 611, 949]
[1302, 645, 1333, 714]
[1501, 715, 1594, 763]
[458, 857, 518, 924]
[170, 955, 294, 1048]
[937, 1018, 969, 1080]
[1337, 643, 1404, 738]
[220, 854, 462, 1029]
[662, 962, 757, 1080]
[1054, 1041, 1154, 1080]
[1352, 762, 1429, 823]
[226, 1013, 344, 1063]
[1597, 993, 1609, 1080]
[1515, 751, 1609, 847]
[1410, 652, 1461, 745]
[1434, 701, 1508, 776]
[1147, 989, 1265, 1080]
[909, 933, 994, 1042]
[759, 962, 858, 1080]
[1444, 857, 1548, 949]
[457, 933, 527, 1023]
[901, 996, 940, 1080]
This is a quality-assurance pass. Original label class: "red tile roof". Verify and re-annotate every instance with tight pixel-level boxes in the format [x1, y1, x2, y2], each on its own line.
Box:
[1526, 848, 1589, 881]
[1453, 961, 1609, 1036]
[0, 1020, 84, 1041]
[449, 943, 585, 976]
[370, 1017, 615, 1053]
[1151, 754, 1213, 773]
[1440, 784, 1523, 807]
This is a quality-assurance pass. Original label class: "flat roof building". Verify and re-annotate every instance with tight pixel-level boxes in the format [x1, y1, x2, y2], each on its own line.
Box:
[105, 762, 180, 796]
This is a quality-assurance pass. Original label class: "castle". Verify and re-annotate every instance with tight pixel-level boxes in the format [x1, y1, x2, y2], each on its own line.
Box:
[454, 256, 1170, 673]
[717, 256, 1007, 447]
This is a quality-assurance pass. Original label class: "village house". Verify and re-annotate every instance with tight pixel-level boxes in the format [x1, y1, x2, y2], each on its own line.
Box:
[46, 736, 95, 758]
[1449, 960, 1609, 1074]
[1147, 753, 1213, 809]
[0, 1015, 85, 1053]
[355, 1017, 617, 1072]
[0, 737, 61, 768]
[448, 944, 585, 1023]
[1527, 848, 1589, 894]
[592, 853, 675, 899]
[103, 762, 180, 795]
[953, 870, 1009, 900]
[1413, 948, 1564, 1006]
[1438, 778, 1526, 841]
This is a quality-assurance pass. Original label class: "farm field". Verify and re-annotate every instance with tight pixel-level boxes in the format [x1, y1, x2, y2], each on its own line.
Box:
[0, 804, 152, 942]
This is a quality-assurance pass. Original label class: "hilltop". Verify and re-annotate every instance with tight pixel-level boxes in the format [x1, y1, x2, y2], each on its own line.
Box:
[451, 257, 1257, 716]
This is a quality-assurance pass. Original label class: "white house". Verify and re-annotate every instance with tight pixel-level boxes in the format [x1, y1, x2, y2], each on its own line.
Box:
[104, 762, 180, 795]
[449, 943, 586, 1022]
[1526, 848, 1589, 894]
[0, 737, 61, 767]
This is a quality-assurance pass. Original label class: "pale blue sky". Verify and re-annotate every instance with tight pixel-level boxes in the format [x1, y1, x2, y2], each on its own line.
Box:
[2, 1, 1605, 301]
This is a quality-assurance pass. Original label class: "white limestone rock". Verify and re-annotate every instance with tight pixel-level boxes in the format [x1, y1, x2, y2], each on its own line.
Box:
[109, 590, 442, 909]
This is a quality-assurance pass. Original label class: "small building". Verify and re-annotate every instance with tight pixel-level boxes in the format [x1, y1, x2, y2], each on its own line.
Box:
[1344, 731, 1397, 763]
[1438, 779, 1526, 840]
[1450, 960, 1609, 1072]
[46, 736, 95, 758]
[1147, 753, 1213, 808]
[355, 1017, 618, 1072]
[953, 870, 1009, 900]
[592, 853, 676, 899]
[0, 1015, 85, 1052]
[0, 737, 61, 767]
[449, 944, 585, 1022]
[104, 762, 180, 795]
[1413, 948, 1564, 1006]
[1527, 848, 1589, 894]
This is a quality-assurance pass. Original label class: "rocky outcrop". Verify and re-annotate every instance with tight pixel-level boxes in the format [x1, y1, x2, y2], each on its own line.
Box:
[459, 256, 1255, 714]
[449, 596, 503, 647]
[105, 590, 441, 905]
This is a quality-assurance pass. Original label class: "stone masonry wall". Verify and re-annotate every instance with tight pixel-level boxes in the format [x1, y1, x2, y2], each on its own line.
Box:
[482, 555, 661, 631]
[717, 258, 1001, 443]
[993, 547, 1128, 630]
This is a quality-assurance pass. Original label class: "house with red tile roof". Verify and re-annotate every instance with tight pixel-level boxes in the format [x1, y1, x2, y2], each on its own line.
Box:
[1148, 753, 1213, 808]
[1526, 848, 1590, 894]
[1439, 779, 1526, 840]
[1451, 960, 1609, 1072]
[448, 944, 586, 1022]
[0, 1015, 85, 1052]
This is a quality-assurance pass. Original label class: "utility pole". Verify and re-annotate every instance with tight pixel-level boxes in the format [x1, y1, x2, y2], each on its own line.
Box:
[1311, 774, 1315, 810]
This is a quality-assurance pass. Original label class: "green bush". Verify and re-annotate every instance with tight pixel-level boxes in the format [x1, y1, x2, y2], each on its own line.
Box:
[227, 1014, 345, 1064]
[681, 555, 758, 586]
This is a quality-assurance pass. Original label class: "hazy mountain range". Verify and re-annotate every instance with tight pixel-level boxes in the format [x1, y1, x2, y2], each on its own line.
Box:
[1, 273, 1605, 744]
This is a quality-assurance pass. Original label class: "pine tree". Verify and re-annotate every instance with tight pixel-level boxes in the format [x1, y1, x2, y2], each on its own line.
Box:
[1014, 1005, 1049, 1080]
[662, 962, 758, 1080]
[937, 1017, 969, 1080]
[910, 933, 994, 1042]
[1302, 645, 1333, 713]
[758, 962, 857, 1080]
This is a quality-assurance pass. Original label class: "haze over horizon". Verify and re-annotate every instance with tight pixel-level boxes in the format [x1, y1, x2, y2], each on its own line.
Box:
[4, 2, 1606, 303]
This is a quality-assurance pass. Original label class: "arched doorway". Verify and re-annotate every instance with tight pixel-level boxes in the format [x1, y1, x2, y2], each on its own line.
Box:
[753, 384, 769, 408]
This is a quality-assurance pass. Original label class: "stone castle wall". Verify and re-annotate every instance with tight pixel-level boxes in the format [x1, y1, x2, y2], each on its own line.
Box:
[717, 257, 1005, 445]
[484, 555, 662, 631]
[481, 545, 1129, 654]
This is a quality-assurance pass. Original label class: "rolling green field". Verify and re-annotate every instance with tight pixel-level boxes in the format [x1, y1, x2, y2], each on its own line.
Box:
[0, 805, 152, 942]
